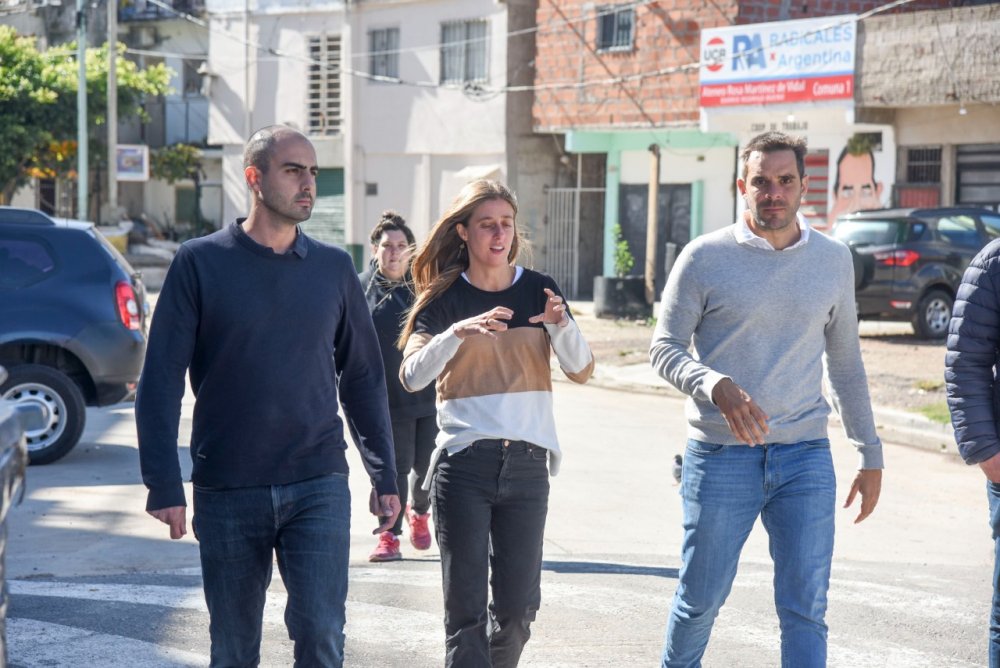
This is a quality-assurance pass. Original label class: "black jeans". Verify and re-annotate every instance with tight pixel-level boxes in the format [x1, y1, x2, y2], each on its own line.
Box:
[432, 439, 550, 668]
[387, 415, 438, 534]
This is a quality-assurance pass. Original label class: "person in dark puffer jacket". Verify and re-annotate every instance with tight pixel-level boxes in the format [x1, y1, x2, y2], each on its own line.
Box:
[945, 237, 1000, 668]
[359, 211, 439, 562]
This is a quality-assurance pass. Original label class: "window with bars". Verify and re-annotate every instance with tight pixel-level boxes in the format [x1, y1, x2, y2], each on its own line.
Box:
[906, 147, 942, 184]
[597, 6, 634, 52]
[307, 35, 342, 136]
[440, 19, 488, 85]
[369, 27, 400, 79]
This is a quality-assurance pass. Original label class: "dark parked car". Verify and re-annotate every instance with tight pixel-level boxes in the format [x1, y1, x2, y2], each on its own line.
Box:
[0, 366, 28, 665]
[0, 207, 147, 464]
[832, 206, 1000, 339]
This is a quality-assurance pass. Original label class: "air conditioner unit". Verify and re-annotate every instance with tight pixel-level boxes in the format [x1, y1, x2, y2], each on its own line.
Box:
[130, 25, 157, 48]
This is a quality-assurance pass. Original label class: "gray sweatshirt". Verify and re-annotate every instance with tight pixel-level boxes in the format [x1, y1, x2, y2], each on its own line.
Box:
[649, 224, 883, 469]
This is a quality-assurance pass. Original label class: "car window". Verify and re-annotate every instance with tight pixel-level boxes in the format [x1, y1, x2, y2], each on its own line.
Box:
[982, 214, 1000, 240]
[832, 221, 902, 246]
[0, 236, 56, 289]
[935, 215, 981, 246]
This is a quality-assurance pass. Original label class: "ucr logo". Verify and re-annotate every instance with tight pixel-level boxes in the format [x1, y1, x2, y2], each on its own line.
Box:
[704, 36, 726, 72]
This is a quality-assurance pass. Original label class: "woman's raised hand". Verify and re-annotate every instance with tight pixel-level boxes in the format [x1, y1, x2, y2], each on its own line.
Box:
[453, 307, 514, 340]
[528, 288, 569, 327]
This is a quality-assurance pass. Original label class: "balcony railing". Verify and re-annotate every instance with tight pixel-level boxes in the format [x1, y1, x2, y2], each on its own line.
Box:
[119, 0, 205, 22]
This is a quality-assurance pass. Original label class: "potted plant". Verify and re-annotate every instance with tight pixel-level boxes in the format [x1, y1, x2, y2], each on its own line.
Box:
[593, 224, 651, 319]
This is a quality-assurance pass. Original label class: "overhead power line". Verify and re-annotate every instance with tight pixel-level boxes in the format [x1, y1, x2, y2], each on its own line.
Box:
[125, 0, 916, 98]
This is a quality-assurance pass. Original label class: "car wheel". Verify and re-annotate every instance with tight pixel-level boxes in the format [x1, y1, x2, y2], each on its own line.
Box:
[912, 289, 954, 340]
[0, 364, 86, 464]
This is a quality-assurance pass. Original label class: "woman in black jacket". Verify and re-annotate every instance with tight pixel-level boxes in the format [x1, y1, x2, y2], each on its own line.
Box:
[359, 211, 438, 561]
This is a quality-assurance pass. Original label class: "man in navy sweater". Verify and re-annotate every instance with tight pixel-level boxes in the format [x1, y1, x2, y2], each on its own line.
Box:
[136, 125, 399, 667]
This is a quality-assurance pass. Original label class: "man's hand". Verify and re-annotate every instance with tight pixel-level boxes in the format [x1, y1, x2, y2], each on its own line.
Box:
[711, 378, 769, 446]
[844, 469, 882, 524]
[148, 506, 187, 540]
[369, 489, 402, 534]
[980, 452, 1000, 483]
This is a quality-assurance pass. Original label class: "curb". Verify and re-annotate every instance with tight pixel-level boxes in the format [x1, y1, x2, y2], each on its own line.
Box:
[554, 362, 961, 459]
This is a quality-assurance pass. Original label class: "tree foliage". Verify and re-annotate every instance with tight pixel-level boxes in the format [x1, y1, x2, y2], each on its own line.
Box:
[0, 26, 171, 201]
[151, 143, 203, 184]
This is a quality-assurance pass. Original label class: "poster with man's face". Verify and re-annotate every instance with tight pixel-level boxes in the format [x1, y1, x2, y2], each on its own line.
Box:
[827, 144, 886, 228]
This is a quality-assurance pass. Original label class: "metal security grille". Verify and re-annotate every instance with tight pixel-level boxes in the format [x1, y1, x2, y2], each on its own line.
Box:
[546, 188, 579, 298]
[906, 147, 942, 184]
[369, 28, 399, 79]
[308, 35, 341, 136]
[440, 19, 488, 84]
[801, 150, 829, 228]
[957, 144, 1000, 207]
[597, 7, 634, 52]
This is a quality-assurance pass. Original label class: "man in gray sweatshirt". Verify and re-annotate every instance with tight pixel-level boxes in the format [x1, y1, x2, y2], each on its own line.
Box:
[650, 131, 883, 668]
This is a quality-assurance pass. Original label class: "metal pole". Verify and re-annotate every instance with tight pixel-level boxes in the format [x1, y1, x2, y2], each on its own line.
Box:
[572, 152, 582, 298]
[76, 0, 88, 220]
[107, 0, 118, 225]
[244, 0, 252, 210]
[644, 144, 660, 305]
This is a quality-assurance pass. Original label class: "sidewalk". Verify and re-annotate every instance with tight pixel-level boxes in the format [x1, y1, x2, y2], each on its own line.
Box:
[559, 301, 959, 458]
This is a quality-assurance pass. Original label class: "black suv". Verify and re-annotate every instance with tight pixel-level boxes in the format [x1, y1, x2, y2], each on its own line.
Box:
[0, 207, 147, 464]
[833, 207, 1000, 339]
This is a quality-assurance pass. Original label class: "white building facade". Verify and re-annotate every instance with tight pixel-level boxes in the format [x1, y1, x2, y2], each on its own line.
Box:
[205, 0, 518, 263]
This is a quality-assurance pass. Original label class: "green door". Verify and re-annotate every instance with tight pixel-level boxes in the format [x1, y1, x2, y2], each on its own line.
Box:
[302, 168, 345, 245]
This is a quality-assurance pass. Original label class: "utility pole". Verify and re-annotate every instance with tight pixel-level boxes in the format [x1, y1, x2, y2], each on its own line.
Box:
[76, 0, 88, 220]
[107, 0, 118, 225]
[644, 144, 661, 305]
[243, 0, 252, 210]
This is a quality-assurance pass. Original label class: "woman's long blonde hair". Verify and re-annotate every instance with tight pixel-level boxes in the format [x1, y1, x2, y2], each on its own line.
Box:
[397, 179, 523, 349]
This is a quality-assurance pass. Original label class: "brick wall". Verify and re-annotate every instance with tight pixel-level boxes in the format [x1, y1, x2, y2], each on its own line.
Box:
[737, 0, 956, 24]
[533, 1, 737, 131]
[532, 0, 966, 132]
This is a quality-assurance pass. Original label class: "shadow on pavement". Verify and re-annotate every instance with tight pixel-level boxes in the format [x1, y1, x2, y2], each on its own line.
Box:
[542, 560, 679, 579]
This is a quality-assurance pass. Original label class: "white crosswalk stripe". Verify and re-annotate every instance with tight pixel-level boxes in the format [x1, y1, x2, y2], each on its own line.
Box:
[5, 559, 988, 667]
[8, 618, 207, 667]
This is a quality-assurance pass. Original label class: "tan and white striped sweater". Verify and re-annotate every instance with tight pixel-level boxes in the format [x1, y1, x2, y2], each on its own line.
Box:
[401, 267, 593, 483]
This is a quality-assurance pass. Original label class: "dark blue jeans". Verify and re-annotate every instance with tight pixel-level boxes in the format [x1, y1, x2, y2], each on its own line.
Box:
[192, 473, 351, 668]
[432, 439, 550, 668]
[663, 439, 836, 668]
[387, 415, 438, 534]
[989, 481, 1000, 668]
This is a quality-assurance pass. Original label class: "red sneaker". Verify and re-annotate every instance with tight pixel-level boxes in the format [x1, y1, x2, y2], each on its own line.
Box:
[406, 505, 432, 550]
[368, 531, 401, 562]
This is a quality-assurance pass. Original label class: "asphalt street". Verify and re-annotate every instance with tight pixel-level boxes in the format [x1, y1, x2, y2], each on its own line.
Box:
[4, 382, 994, 667]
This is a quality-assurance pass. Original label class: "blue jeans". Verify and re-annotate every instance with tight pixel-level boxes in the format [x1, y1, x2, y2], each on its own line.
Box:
[432, 439, 550, 668]
[662, 439, 836, 668]
[192, 473, 351, 668]
[989, 481, 1000, 668]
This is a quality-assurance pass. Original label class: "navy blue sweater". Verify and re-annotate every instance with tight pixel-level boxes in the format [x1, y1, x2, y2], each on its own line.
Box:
[136, 221, 397, 511]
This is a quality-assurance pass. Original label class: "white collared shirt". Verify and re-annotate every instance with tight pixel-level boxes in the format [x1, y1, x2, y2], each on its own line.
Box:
[734, 212, 810, 251]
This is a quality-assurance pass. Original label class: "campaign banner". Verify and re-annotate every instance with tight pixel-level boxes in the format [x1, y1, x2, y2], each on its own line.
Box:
[699, 15, 857, 108]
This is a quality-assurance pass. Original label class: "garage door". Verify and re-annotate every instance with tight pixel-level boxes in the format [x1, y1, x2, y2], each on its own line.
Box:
[957, 144, 1000, 208]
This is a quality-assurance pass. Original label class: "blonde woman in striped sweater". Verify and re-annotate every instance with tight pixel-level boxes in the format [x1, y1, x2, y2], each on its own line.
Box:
[399, 179, 593, 668]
